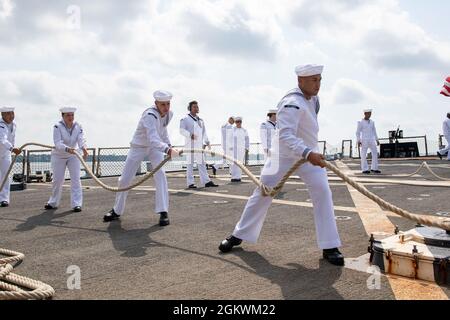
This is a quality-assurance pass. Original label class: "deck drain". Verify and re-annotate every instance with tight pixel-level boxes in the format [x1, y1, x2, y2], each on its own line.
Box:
[213, 200, 229, 204]
[436, 212, 450, 217]
[335, 216, 352, 221]
[407, 197, 423, 201]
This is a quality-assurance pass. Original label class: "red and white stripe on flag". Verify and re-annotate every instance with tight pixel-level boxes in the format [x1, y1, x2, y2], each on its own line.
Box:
[441, 76, 450, 97]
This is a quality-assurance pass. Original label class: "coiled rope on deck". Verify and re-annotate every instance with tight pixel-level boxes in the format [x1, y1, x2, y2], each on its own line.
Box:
[0, 248, 55, 300]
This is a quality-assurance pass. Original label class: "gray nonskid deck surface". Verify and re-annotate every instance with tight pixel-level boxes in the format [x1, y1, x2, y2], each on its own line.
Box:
[1, 160, 449, 299]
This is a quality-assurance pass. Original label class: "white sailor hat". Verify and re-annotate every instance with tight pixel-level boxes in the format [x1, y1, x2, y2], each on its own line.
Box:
[59, 107, 77, 113]
[153, 90, 173, 102]
[234, 116, 243, 121]
[267, 109, 278, 114]
[363, 108, 373, 113]
[0, 107, 15, 112]
[295, 64, 324, 77]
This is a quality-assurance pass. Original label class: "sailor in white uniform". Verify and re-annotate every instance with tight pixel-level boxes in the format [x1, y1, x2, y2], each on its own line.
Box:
[230, 117, 249, 182]
[104, 90, 179, 226]
[221, 117, 235, 173]
[437, 112, 450, 161]
[356, 109, 380, 174]
[260, 109, 278, 159]
[0, 107, 20, 207]
[180, 101, 218, 189]
[45, 107, 89, 212]
[219, 64, 344, 266]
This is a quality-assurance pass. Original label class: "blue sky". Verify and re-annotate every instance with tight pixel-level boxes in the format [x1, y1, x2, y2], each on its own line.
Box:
[1, 0, 449, 153]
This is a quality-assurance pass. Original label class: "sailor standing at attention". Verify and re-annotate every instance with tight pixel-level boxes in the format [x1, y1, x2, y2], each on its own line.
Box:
[180, 100, 218, 189]
[437, 112, 450, 161]
[0, 107, 20, 207]
[356, 109, 381, 174]
[260, 109, 278, 159]
[45, 107, 89, 212]
[218, 64, 345, 266]
[221, 116, 235, 173]
[104, 91, 179, 226]
[230, 117, 249, 182]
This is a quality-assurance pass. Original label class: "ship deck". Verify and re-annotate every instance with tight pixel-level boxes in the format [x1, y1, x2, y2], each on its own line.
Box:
[1, 158, 449, 300]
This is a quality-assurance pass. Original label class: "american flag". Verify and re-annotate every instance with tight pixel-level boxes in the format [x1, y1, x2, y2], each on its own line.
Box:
[441, 76, 450, 97]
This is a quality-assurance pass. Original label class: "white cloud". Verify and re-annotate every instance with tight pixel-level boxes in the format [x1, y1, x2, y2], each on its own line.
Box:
[1, 0, 449, 153]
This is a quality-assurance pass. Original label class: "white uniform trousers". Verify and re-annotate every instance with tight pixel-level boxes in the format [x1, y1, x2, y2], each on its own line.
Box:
[231, 162, 243, 180]
[186, 161, 211, 187]
[360, 140, 379, 171]
[232, 156, 342, 250]
[114, 147, 168, 215]
[0, 155, 12, 202]
[231, 148, 245, 180]
[438, 135, 450, 160]
[220, 148, 233, 174]
[47, 155, 82, 208]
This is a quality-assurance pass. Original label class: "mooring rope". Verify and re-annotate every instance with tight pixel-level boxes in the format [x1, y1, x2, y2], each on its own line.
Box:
[1, 142, 450, 299]
[393, 161, 450, 181]
[0, 248, 55, 300]
[2, 143, 450, 231]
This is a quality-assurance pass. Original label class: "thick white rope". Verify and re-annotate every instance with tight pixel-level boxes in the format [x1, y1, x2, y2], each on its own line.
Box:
[393, 161, 450, 181]
[0, 248, 55, 300]
[3, 143, 450, 231]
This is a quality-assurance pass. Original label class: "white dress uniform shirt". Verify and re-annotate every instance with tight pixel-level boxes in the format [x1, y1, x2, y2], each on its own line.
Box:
[277, 88, 321, 160]
[0, 120, 16, 156]
[52, 121, 86, 156]
[356, 119, 379, 144]
[0, 119, 16, 202]
[221, 123, 234, 153]
[131, 107, 172, 153]
[260, 120, 277, 155]
[443, 118, 450, 138]
[438, 118, 450, 160]
[180, 114, 209, 162]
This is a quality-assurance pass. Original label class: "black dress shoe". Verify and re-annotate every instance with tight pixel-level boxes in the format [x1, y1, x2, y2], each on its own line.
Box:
[0, 201, 9, 207]
[73, 206, 82, 212]
[44, 203, 56, 210]
[188, 184, 198, 189]
[219, 235, 242, 253]
[437, 152, 443, 160]
[371, 170, 381, 174]
[230, 179, 242, 182]
[103, 209, 120, 222]
[323, 248, 345, 266]
[205, 181, 219, 188]
[159, 212, 170, 226]
[362, 171, 371, 174]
